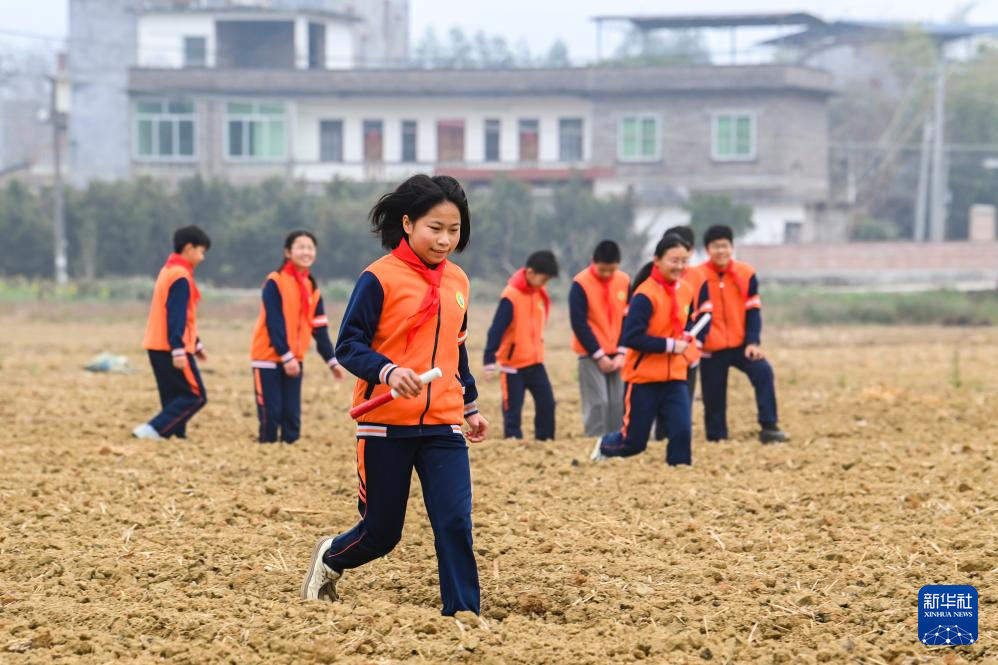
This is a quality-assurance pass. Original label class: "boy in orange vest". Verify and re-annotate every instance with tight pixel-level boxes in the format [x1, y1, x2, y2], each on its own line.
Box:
[133, 226, 211, 440]
[570, 240, 630, 436]
[250, 230, 344, 444]
[300, 175, 488, 617]
[697, 225, 788, 444]
[483, 250, 559, 440]
[591, 234, 710, 465]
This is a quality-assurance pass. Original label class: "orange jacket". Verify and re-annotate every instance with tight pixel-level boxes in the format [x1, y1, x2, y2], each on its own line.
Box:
[250, 270, 324, 363]
[142, 264, 199, 353]
[349, 254, 470, 426]
[570, 266, 630, 357]
[494, 281, 548, 370]
[698, 260, 760, 352]
[622, 276, 695, 384]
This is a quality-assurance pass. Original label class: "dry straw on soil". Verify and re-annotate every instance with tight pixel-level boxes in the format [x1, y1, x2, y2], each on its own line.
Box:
[1, 303, 996, 663]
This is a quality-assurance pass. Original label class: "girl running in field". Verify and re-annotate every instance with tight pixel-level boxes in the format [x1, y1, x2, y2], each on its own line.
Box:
[300, 175, 488, 616]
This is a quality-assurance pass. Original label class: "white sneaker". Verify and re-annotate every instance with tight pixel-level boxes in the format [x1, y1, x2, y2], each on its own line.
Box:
[590, 438, 608, 462]
[132, 424, 162, 440]
[300, 536, 341, 602]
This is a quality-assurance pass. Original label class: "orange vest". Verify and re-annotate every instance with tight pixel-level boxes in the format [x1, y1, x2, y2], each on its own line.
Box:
[496, 284, 547, 369]
[250, 271, 322, 362]
[142, 265, 198, 353]
[571, 267, 630, 356]
[622, 277, 694, 384]
[699, 260, 758, 352]
[352, 254, 470, 426]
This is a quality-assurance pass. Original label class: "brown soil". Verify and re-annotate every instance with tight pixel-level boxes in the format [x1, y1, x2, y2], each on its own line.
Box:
[1, 305, 996, 663]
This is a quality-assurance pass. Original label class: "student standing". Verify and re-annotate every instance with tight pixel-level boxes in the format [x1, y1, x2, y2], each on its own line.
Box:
[250, 230, 344, 444]
[482, 251, 559, 440]
[591, 234, 710, 465]
[300, 175, 488, 617]
[134, 226, 211, 441]
[696, 225, 788, 444]
[569, 240, 630, 437]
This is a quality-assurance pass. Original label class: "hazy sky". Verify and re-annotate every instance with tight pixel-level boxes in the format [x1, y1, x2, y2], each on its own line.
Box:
[2, 0, 998, 61]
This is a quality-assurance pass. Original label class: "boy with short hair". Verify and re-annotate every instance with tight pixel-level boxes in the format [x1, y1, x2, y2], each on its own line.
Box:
[134, 225, 211, 440]
[483, 250, 559, 440]
[697, 225, 788, 444]
[569, 240, 630, 436]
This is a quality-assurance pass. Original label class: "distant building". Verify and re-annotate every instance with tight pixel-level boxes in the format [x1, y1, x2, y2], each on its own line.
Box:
[71, 3, 837, 244]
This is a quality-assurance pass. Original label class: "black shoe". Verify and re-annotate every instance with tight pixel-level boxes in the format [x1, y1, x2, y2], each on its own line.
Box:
[760, 428, 789, 444]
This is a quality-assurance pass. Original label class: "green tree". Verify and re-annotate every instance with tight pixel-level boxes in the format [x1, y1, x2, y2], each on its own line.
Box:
[683, 193, 754, 242]
[0, 181, 50, 278]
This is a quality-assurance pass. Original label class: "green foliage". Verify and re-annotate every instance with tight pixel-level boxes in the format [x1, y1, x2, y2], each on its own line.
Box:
[849, 217, 901, 241]
[602, 28, 710, 67]
[0, 175, 638, 288]
[682, 193, 754, 242]
[411, 27, 571, 69]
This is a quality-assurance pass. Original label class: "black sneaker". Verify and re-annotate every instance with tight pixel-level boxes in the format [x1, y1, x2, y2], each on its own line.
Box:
[759, 428, 789, 444]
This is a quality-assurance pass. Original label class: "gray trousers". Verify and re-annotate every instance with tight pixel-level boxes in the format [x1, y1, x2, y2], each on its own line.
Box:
[578, 357, 625, 437]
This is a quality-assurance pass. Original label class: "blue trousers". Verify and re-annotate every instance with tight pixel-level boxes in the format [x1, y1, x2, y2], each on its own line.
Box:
[147, 350, 206, 439]
[599, 380, 691, 465]
[699, 347, 778, 441]
[253, 365, 303, 443]
[655, 364, 697, 441]
[323, 435, 480, 616]
[500, 363, 556, 440]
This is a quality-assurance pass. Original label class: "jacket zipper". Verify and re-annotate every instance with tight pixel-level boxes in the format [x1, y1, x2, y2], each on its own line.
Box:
[418, 302, 442, 428]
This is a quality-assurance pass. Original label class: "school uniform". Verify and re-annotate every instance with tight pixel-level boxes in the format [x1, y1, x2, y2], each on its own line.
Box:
[696, 259, 778, 441]
[483, 268, 555, 440]
[141, 254, 207, 438]
[569, 265, 630, 436]
[250, 263, 339, 443]
[324, 239, 480, 616]
[595, 267, 711, 465]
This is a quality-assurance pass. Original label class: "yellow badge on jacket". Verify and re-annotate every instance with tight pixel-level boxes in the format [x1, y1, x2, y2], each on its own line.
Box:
[456, 291, 466, 309]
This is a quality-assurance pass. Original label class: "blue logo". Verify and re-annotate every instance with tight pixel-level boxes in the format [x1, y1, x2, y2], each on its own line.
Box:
[919, 585, 977, 646]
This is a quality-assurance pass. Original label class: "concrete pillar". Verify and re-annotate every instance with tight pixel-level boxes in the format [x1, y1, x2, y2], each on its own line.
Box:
[294, 17, 308, 70]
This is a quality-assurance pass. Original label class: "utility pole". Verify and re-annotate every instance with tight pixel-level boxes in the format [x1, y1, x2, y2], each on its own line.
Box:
[48, 73, 68, 285]
[913, 118, 932, 242]
[928, 55, 948, 243]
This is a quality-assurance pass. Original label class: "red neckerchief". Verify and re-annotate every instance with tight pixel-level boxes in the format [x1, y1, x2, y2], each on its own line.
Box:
[649, 265, 682, 337]
[707, 259, 747, 296]
[165, 253, 201, 304]
[281, 260, 313, 329]
[509, 267, 550, 320]
[589, 264, 614, 318]
[391, 238, 446, 350]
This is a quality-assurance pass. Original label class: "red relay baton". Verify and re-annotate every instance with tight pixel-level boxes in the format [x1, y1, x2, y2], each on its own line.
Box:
[349, 367, 443, 419]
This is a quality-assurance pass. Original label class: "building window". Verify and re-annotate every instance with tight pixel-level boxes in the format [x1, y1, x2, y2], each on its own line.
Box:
[518, 119, 539, 162]
[437, 119, 464, 162]
[183, 37, 207, 68]
[135, 99, 196, 161]
[401, 120, 418, 162]
[363, 120, 383, 162]
[484, 119, 501, 162]
[712, 112, 756, 161]
[225, 101, 286, 160]
[618, 115, 660, 162]
[308, 23, 326, 69]
[559, 118, 583, 162]
[319, 120, 342, 162]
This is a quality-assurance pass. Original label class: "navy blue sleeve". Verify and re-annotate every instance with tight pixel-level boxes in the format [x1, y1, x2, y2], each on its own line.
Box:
[311, 295, 336, 364]
[458, 316, 479, 410]
[695, 281, 713, 344]
[334, 271, 394, 385]
[620, 294, 670, 354]
[165, 278, 190, 351]
[262, 279, 291, 359]
[568, 282, 601, 357]
[483, 297, 513, 366]
[744, 274, 762, 346]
